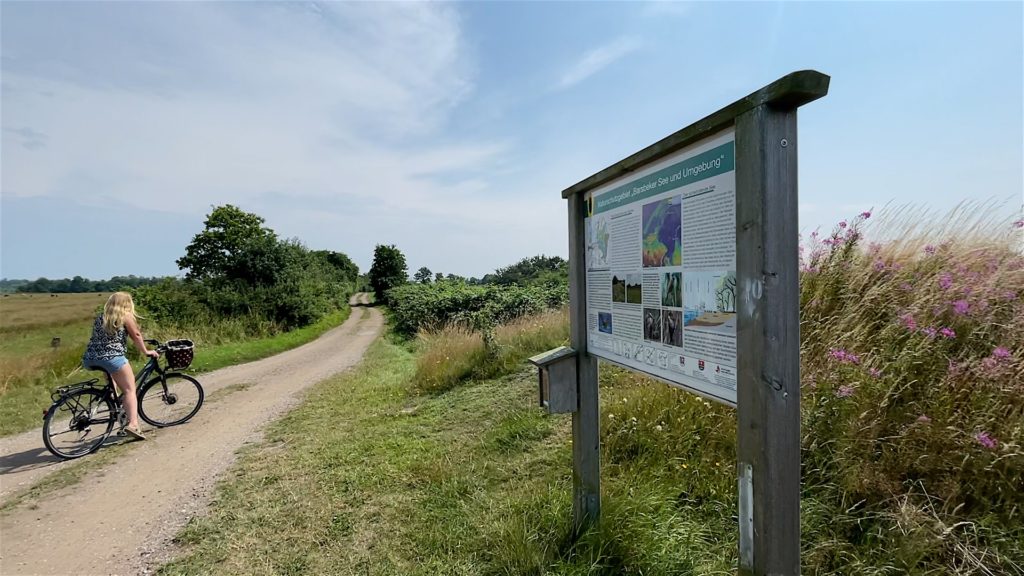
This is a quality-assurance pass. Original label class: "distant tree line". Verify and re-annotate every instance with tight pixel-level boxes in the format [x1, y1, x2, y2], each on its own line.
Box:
[405, 255, 568, 289]
[2, 275, 170, 294]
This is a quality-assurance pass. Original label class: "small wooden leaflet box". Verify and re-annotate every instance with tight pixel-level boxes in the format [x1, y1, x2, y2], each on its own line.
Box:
[527, 346, 577, 414]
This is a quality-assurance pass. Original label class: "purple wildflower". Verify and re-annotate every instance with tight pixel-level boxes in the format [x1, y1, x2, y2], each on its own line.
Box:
[838, 220, 847, 229]
[900, 313, 917, 331]
[868, 367, 882, 378]
[916, 414, 931, 424]
[868, 242, 882, 255]
[992, 347, 1011, 360]
[924, 245, 936, 255]
[938, 273, 953, 290]
[829, 348, 861, 365]
[1015, 219, 1024, 228]
[900, 282, 913, 291]
[922, 327, 938, 339]
[1003, 291, 1017, 301]
[974, 431, 998, 450]
[836, 385, 855, 398]
[939, 327, 956, 339]
[860, 211, 872, 219]
[874, 260, 887, 272]
[952, 300, 970, 315]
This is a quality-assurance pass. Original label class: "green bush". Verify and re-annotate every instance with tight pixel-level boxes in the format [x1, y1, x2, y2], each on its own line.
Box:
[387, 280, 568, 336]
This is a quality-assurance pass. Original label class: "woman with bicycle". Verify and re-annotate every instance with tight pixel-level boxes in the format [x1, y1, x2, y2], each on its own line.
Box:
[82, 292, 158, 440]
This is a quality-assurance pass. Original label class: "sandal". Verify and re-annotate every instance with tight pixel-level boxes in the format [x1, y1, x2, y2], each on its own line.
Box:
[125, 426, 147, 440]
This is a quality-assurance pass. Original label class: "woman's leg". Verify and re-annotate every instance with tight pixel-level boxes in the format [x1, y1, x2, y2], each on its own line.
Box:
[110, 363, 141, 430]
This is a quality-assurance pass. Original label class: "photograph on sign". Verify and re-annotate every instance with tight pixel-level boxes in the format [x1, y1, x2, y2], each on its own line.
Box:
[583, 129, 737, 405]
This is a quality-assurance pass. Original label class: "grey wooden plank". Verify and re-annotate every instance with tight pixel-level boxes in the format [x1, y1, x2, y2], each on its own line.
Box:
[562, 70, 828, 199]
[735, 104, 801, 575]
[527, 345, 576, 367]
[568, 190, 601, 532]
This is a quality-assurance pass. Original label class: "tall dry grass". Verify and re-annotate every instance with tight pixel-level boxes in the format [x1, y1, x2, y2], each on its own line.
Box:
[414, 308, 569, 393]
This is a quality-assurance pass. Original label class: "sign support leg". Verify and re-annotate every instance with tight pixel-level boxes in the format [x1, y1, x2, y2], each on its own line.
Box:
[568, 190, 601, 533]
[735, 103, 802, 575]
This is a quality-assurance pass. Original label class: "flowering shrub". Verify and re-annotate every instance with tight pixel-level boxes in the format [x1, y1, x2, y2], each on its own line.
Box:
[596, 208, 1022, 572]
[797, 209, 1022, 571]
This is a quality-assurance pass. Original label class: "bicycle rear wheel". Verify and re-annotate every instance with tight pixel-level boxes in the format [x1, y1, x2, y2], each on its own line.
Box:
[43, 388, 116, 459]
[138, 373, 204, 427]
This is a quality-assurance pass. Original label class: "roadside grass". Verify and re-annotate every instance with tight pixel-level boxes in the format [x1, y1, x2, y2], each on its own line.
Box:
[0, 308, 350, 437]
[158, 337, 738, 576]
[414, 308, 569, 394]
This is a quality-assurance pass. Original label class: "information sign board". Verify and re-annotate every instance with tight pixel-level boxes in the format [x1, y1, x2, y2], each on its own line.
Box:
[583, 129, 738, 405]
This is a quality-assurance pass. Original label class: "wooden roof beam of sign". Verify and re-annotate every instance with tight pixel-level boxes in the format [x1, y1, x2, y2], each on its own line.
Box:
[561, 70, 830, 199]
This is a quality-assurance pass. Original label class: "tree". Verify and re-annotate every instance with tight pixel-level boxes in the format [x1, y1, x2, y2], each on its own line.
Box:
[368, 244, 408, 303]
[487, 255, 568, 286]
[434, 272, 445, 282]
[312, 250, 359, 284]
[414, 267, 433, 284]
[177, 205, 280, 284]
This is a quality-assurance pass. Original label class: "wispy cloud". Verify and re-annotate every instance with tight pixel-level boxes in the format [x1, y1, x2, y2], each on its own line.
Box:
[3, 126, 47, 150]
[558, 37, 642, 90]
[1, 5, 509, 208]
[0, 2, 545, 275]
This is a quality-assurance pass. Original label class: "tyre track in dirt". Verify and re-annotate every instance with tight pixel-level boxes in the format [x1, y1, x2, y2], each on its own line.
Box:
[0, 294, 381, 575]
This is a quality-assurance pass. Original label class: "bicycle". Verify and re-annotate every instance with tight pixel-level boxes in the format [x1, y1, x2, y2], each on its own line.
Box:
[42, 338, 205, 459]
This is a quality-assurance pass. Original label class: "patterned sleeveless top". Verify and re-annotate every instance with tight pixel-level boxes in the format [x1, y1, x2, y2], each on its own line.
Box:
[83, 315, 127, 362]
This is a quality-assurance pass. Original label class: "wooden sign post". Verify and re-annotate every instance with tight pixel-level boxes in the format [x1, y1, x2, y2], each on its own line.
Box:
[560, 70, 829, 574]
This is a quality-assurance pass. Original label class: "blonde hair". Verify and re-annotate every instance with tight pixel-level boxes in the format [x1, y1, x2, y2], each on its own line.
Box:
[103, 292, 139, 334]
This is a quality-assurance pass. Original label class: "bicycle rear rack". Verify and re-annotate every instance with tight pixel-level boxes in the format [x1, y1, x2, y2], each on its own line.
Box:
[51, 379, 102, 402]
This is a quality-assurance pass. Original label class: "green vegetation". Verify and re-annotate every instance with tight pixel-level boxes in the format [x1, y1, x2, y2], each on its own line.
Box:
[7, 275, 169, 294]
[160, 208, 1022, 575]
[1, 204, 359, 437]
[368, 243, 409, 304]
[147, 204, 358, 330]
[0, 308, 350, 437]
[386, 280, 568, 337]
[480, 255, 567, 286]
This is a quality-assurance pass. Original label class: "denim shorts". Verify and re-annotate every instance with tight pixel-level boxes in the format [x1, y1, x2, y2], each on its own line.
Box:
[83, 355, 128, 374]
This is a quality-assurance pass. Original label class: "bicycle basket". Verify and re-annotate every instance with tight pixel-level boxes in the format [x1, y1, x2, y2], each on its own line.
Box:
[165, 339, 195, 369]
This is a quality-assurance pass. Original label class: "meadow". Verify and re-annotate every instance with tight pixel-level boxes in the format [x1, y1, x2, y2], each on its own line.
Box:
[161, 207, 1023, 574]
[0, 292, 351, 436]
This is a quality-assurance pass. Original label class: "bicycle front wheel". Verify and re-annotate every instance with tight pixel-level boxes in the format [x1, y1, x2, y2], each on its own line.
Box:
[43, 388, 116, 459]
[138, 373, 204, 427]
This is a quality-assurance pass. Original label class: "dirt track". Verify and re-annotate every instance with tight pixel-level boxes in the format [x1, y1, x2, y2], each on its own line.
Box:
[0, 294, 381, 575]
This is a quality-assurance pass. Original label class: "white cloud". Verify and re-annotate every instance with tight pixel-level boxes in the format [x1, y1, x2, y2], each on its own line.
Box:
[558, 37, 642, 90]
[2, 2, 553, 275]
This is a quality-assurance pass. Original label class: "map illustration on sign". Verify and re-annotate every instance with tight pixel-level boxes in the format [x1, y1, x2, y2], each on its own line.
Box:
[641, 196, 681, 267]
[586, 215, 610, 269]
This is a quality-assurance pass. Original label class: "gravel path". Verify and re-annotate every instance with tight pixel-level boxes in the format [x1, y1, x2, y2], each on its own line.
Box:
[0, 294, 381, 575]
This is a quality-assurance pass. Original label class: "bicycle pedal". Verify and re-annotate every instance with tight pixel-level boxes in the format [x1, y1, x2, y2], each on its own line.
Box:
[116, 429, 127, 437]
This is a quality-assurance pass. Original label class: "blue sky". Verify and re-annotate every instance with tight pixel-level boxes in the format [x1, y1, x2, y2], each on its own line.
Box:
[2, 1, 1021, 280]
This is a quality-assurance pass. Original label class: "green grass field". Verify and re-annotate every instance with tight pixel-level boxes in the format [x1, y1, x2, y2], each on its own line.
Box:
[0, 294, 350, 437]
